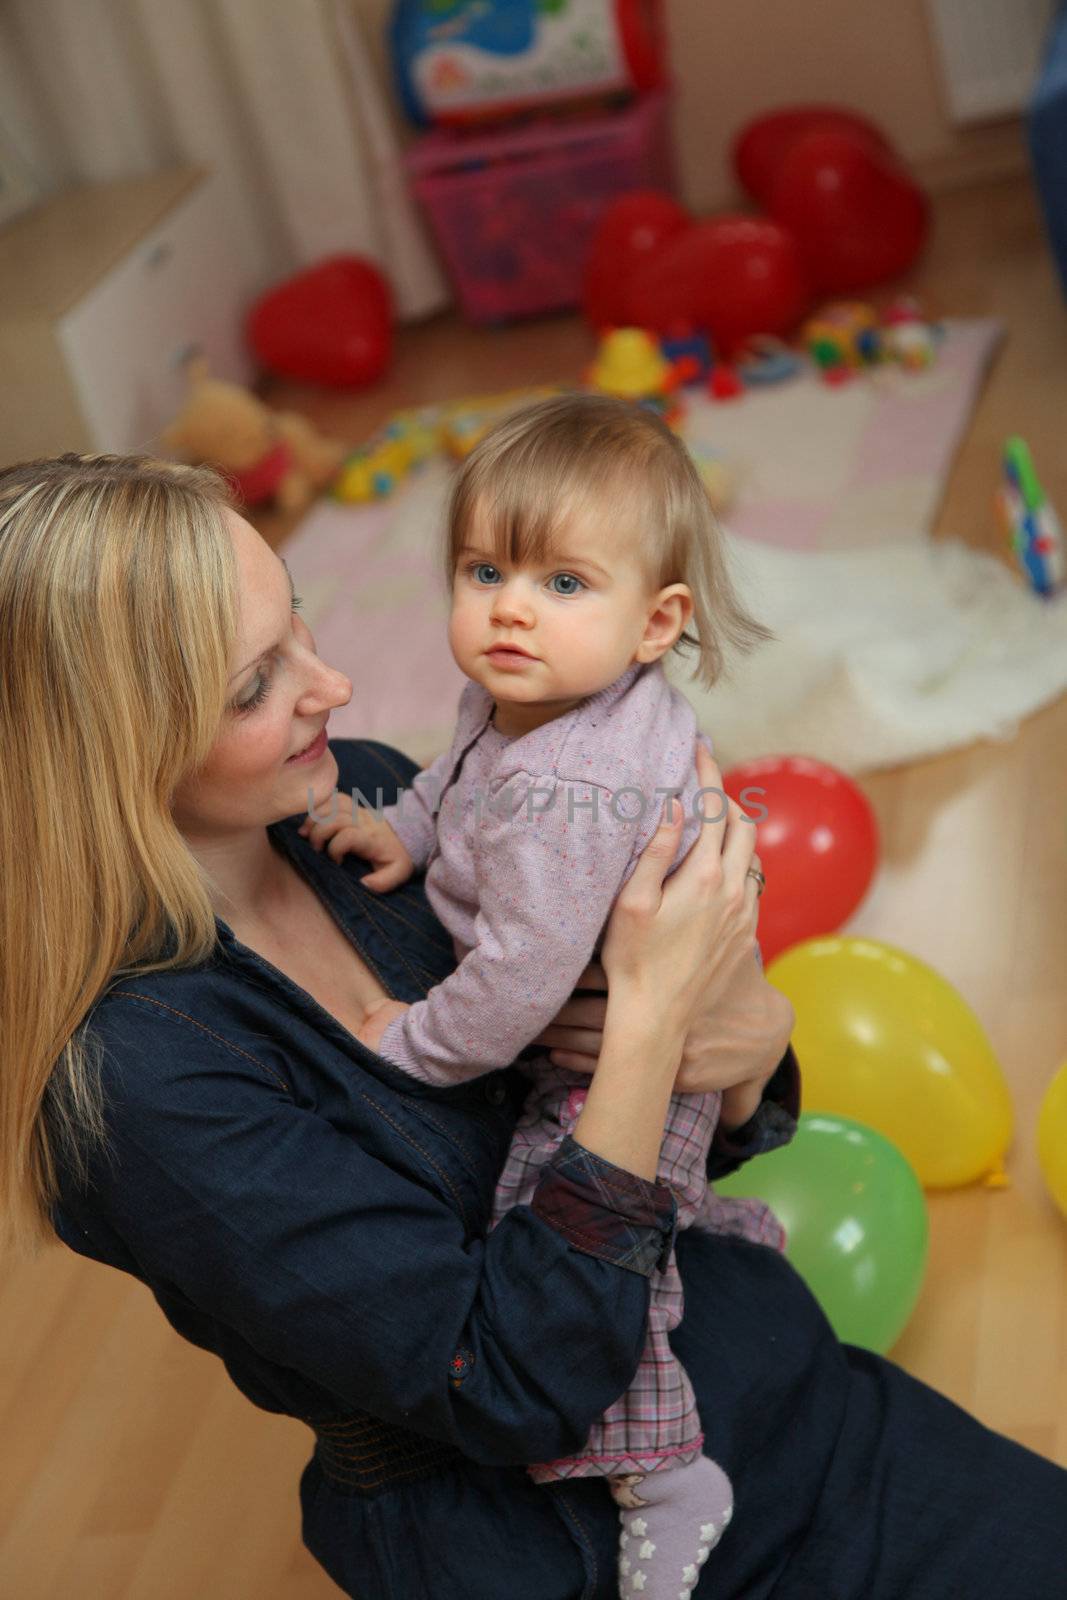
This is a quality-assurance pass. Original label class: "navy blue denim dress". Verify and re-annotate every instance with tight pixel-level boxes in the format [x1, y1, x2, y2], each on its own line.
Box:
[53, 740, 1067, 1600]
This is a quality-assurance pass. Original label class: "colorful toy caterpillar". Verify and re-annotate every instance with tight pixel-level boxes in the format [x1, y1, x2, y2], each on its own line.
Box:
[802, 297, 941, 382]
[996, 436, 1066, 598]
[334, 424, 419, 503]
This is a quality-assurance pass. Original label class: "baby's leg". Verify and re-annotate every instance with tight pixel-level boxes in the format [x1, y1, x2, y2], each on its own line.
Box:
[611, 1456, 734, 1600]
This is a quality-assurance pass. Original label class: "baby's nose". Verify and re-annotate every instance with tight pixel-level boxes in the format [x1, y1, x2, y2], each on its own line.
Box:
[490, 585, 535, 623]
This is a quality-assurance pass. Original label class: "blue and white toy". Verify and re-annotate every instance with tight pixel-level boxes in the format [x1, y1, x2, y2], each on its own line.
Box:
[996, 436, 1066, 599]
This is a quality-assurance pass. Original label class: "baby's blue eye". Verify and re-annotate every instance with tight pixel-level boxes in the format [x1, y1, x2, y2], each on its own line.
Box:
[472, 563, 501, 585]
[549, 573, 584, 595]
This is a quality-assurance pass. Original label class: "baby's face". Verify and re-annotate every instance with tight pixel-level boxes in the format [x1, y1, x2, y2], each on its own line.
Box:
[449, 501, 658, 722]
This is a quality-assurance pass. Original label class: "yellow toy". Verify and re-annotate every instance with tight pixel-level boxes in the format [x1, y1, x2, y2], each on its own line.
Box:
[437, 385, 564, 459]
[388, 404, 443, 465]
[587, 328, 685, 425]
[334, 425, 417, 503]
[589, 328, 673, 397]
[162, 358, 346, 514]
[334, 390, 568, 502]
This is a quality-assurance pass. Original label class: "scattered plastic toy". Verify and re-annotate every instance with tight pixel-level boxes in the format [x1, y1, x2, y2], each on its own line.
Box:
[437, 385, 564, 457]
[802, 302, 882, 375]
[802, 297, 942, 382]
[707, 363, 744, 402]
[881, 296, 939, 371]
[660, 324, 715, 385]
[587, 328, 685, 424]
[735, 335, 804, 386]
[334, 423, 417, 503]
[996, 436, 1066, 598]
[335, 388, 567, 500]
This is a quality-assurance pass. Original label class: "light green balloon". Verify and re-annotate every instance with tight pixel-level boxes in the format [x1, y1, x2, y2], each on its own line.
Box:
[715, 1112, 929, 1353]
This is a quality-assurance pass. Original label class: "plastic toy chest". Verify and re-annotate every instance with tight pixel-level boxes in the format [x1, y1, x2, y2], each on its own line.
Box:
[405, 93, 673, 323]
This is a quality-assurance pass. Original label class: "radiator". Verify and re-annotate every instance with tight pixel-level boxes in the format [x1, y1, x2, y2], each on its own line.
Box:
[927, 0, 1058, 123]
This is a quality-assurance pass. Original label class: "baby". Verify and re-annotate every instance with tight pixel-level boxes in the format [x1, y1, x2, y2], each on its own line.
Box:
[300, 392, 778, 1600]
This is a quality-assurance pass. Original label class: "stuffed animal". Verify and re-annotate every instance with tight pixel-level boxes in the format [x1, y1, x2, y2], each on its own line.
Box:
[162, 358, 347, 514]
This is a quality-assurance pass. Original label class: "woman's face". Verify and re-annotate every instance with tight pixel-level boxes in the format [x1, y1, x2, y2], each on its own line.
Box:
[172, 509, 352, 837]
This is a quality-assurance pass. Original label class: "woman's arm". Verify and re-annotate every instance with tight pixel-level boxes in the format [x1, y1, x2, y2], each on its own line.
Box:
[57, 750, 761, 1478]
[707, 1042, 801, 1180]
[572, 753, 764, 1179]
[66, 997, 675, 1470]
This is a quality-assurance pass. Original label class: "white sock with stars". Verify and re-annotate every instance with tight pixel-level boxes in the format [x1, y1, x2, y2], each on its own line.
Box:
[612, 1454, 734, 1600]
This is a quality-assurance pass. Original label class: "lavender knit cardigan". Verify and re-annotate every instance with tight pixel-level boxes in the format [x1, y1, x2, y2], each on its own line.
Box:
[377, 661, 732, 1083]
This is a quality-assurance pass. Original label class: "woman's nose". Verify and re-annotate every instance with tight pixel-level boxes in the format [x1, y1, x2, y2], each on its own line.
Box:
[300, 658, 352, 712]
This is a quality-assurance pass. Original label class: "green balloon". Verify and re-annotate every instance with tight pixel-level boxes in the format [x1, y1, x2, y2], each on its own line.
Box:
[715, 1112, 929, 1353]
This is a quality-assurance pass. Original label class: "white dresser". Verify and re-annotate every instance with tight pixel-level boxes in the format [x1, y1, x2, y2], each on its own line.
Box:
[0, 167, 255, 466]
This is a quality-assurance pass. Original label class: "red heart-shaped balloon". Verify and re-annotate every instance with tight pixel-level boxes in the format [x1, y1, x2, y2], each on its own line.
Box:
[626, 215, 812, 355]
[581, 191, 692, 329]
[247, 256, 393, 388]
[768, 130, 929, 294]
[733, 106, 895, 207]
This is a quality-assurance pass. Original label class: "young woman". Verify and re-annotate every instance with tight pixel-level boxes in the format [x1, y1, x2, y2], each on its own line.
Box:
[2, 452, 1063, 1600]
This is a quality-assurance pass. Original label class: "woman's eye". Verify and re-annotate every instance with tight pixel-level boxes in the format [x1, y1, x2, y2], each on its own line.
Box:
[472, 563, 501, 585]
[233, 667, 271, 714]
[549, 573, 584, 596]
[230, 599, 303, 715]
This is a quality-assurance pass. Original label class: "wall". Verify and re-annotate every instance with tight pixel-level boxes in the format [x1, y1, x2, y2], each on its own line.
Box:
[664, 0, 1028, 209]
[360, 0, 1029, 212]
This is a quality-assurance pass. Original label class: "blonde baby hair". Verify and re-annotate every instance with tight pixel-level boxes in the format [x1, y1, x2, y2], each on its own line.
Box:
[0, 453, 239, 1255]
[445, 391, 775, 689]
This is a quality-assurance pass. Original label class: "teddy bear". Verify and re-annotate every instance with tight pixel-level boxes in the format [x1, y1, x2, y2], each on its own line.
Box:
[162, 357, 347, 514]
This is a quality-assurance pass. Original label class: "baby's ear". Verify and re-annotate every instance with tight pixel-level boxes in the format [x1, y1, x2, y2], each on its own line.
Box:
[638, 584, 694, 660]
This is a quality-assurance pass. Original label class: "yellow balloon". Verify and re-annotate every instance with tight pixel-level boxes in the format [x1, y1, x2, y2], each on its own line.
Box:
[1037, 1062, 1067, 1221]
[767, 936, 1013, 1189]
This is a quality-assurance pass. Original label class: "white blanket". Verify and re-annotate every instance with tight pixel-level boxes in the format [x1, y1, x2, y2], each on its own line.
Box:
[668, 528, 1067, 774]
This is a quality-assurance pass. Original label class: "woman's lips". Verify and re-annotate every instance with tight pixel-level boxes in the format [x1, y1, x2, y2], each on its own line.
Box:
[286, 726, 328, 764]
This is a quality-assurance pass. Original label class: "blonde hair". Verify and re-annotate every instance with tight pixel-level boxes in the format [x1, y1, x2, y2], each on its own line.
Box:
[0, 453, 239, 1256]
[445, 392, 775, 689]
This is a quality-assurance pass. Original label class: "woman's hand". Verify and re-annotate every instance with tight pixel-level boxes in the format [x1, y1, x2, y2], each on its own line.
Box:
[534, 956, 793, 1126]
[687, 961, 795, 1127]
[531, 742, 795, 1118]
[598, 743, 762, 1039]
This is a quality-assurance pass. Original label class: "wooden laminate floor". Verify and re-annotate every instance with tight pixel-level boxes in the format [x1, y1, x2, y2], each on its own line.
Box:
[2, 173, 1065, 1597]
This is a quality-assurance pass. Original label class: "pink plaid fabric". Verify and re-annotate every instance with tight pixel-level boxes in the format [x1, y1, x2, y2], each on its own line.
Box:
[490, 1054, 786, 1484]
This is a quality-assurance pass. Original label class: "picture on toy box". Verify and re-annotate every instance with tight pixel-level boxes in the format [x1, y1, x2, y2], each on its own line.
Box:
[390, 0, 663, 126]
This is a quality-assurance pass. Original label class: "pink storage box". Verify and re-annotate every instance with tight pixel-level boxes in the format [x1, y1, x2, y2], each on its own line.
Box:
[405, 93, 674, 324]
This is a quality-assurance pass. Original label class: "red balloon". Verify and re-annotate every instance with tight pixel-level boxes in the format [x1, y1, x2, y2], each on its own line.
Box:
[768, 130, 929, 294]
[733, 106, 895, 207]
[626, 216, 812, 356]
[247, 256, 393, 388]
[581, 190, 691, 329]
[722, 755, 879, 965]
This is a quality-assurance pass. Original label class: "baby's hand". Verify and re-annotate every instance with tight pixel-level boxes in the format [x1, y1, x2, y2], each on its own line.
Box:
[298, 794, 414, 892]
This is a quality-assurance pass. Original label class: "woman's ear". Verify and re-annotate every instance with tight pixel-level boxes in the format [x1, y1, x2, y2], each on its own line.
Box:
[635, 585, 695, 665]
